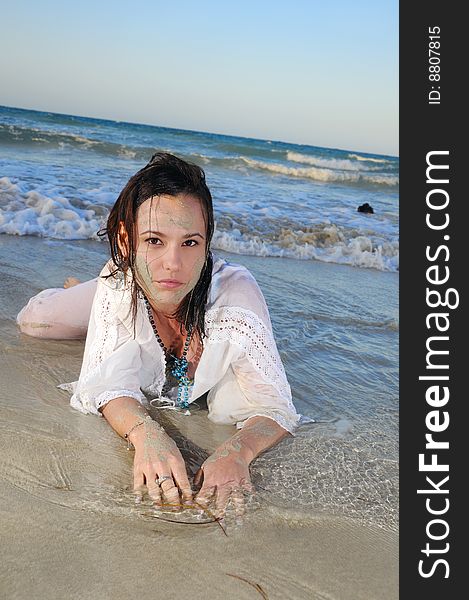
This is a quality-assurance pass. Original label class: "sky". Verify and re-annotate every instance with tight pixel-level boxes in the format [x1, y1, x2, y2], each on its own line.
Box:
[0, 0, 398, 156]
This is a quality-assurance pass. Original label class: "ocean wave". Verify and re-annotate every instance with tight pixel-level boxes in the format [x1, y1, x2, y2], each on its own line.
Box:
[0, 177, 105, 239]
[212, 225, 399, 272]
[348, 153, 392, 164]
[1, 177, 398, 271]
[0, 124, 146, 161]
[239, 157, 399, 187]
[213, 141, 284, 159]
[286, 151, 389, 171]
[0, 124, 96, 147]
[1, 123, 399, 190]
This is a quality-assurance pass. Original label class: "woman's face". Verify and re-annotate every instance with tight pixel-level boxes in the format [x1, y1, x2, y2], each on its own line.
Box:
[133, 193, 207, 312]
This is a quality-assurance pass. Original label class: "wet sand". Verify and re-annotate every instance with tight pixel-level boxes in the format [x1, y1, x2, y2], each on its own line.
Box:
[0, 234, 398, 600]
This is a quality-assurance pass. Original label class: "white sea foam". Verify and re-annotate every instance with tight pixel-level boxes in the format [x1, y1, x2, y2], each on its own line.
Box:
[68, 133, 101, 146]
[0, 177, 104, 239]
[212, 227, 398, 272]
[1, 176, 398, 271]
[239, 157, 399, 186]
[117, 147, 137, 159]
[287, 151, 374, 171]
[348, 153, 390, 164]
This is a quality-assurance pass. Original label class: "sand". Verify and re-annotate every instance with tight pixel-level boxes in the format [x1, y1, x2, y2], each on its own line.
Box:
[0, 234, 398, 600]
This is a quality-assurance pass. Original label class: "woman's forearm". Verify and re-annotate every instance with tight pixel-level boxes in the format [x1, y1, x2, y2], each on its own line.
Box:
[212, 416, 290, 465]
[102, 397, 192, 503]
[100, 396, 152, 446]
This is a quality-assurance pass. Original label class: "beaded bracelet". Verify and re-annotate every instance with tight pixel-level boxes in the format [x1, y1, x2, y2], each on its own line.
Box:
[123, 415, 165, 450]
[124, 420, 145, 450]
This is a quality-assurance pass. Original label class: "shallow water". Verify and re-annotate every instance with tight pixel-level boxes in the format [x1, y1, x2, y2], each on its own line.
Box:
[0, 234, 398, 599]
[1, 234, 398, 530]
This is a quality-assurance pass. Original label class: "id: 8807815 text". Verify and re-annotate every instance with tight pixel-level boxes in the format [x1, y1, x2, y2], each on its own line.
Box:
[428, 26, 441, 105]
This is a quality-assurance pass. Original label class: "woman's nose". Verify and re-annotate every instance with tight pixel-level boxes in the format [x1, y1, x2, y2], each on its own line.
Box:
[162, 244, 182, 271]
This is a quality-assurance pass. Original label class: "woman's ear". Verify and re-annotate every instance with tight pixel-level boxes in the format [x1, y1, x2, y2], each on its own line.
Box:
[117, 221, 130, 260]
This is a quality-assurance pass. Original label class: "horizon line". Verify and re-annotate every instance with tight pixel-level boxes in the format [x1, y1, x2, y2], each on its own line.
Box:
[0, 103, 399, 159]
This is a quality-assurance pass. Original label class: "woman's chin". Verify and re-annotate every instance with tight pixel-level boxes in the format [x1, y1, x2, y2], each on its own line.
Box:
[146, 288, 189, 309]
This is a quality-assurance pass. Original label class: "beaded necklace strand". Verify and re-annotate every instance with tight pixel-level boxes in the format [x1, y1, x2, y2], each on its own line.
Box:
[144, 297, 193, 409]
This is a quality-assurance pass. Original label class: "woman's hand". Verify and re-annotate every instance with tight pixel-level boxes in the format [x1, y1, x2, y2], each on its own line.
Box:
[130, 420, 193, 507]
[193, 417, 289, 519]
[193, 437, 254, 519]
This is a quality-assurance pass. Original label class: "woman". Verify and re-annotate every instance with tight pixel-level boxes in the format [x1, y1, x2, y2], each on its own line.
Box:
[17, 152, 300, 517]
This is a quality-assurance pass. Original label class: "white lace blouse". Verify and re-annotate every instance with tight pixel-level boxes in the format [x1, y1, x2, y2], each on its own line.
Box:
[68, 256, 300, 433]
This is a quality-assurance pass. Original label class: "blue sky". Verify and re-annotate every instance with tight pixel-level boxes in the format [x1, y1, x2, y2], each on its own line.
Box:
[0, 0, 398, 155]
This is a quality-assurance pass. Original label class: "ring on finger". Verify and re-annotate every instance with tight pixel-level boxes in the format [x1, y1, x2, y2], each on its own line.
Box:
[157, 475, 173, 485]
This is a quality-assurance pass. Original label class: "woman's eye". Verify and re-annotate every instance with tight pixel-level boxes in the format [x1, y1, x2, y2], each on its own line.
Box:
[144, 238, 198, 247]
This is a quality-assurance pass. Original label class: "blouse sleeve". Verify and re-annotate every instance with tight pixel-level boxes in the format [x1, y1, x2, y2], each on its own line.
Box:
[69, 264, 149, 416]
[205, 262, 300, 434]
[16, 278, 97, 339]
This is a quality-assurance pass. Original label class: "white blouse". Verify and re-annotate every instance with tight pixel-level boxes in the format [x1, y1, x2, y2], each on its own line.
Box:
[67, 256, 300, 433]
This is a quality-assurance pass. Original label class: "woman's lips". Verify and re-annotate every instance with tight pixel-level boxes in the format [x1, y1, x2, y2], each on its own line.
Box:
[156, 279, 184, 289]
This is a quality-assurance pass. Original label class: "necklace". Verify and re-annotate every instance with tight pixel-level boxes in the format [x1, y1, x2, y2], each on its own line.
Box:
[144, 297, 193, 409]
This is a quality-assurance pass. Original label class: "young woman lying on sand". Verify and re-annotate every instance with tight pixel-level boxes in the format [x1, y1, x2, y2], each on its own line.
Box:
[17, 152, 299, 517]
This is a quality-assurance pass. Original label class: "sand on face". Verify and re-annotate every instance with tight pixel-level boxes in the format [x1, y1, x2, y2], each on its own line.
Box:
[0, 235, 398, 600]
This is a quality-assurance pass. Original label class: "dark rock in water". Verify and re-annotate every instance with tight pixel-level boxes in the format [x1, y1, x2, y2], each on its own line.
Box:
[357, 202, 374, 214]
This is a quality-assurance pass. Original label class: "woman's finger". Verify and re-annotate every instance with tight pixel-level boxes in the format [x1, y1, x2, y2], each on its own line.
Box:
[241, 479, 254, 495]
[134, 484, 145, 504]
[133, 469, 145, 504]
[193, 467, 204, 489]
[231, 487, 245, 517]
[146, 475, 163, 505]
[214, 483, 232, 518]
[160, 478, 181, 507]
[194, 483, 216, 508]
[170, 464, 193, 503]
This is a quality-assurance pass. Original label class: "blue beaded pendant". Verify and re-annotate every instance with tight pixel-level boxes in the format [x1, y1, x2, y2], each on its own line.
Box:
[144, 296, 193, 410]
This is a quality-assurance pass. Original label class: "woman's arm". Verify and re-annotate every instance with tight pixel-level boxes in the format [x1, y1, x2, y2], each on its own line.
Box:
[194, 415, 289, 516]
[211, 415, 289, 464]
[194, 265, 299, 517]
[101, 396, 193, 506]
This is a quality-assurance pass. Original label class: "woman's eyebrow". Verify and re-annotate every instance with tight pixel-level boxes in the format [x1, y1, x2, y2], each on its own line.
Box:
[183, 232, 205, 239]
[140, 229, 205, 239]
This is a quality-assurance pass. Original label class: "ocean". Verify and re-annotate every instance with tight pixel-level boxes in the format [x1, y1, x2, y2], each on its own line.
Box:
[0, 105, 398, 530]
[0, 105, 398, 270]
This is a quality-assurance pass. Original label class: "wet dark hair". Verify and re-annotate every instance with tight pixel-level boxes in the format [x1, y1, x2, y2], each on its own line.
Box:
[99, 152, 214, 340]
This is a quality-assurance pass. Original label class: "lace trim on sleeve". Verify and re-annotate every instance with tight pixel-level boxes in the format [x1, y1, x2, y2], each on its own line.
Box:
[236, 412, 298, 435]
[70, 389, 147, 416]
[204, 306, 294, 407]
[95, 390, 148, 412]
[83, 285, 119, 375]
